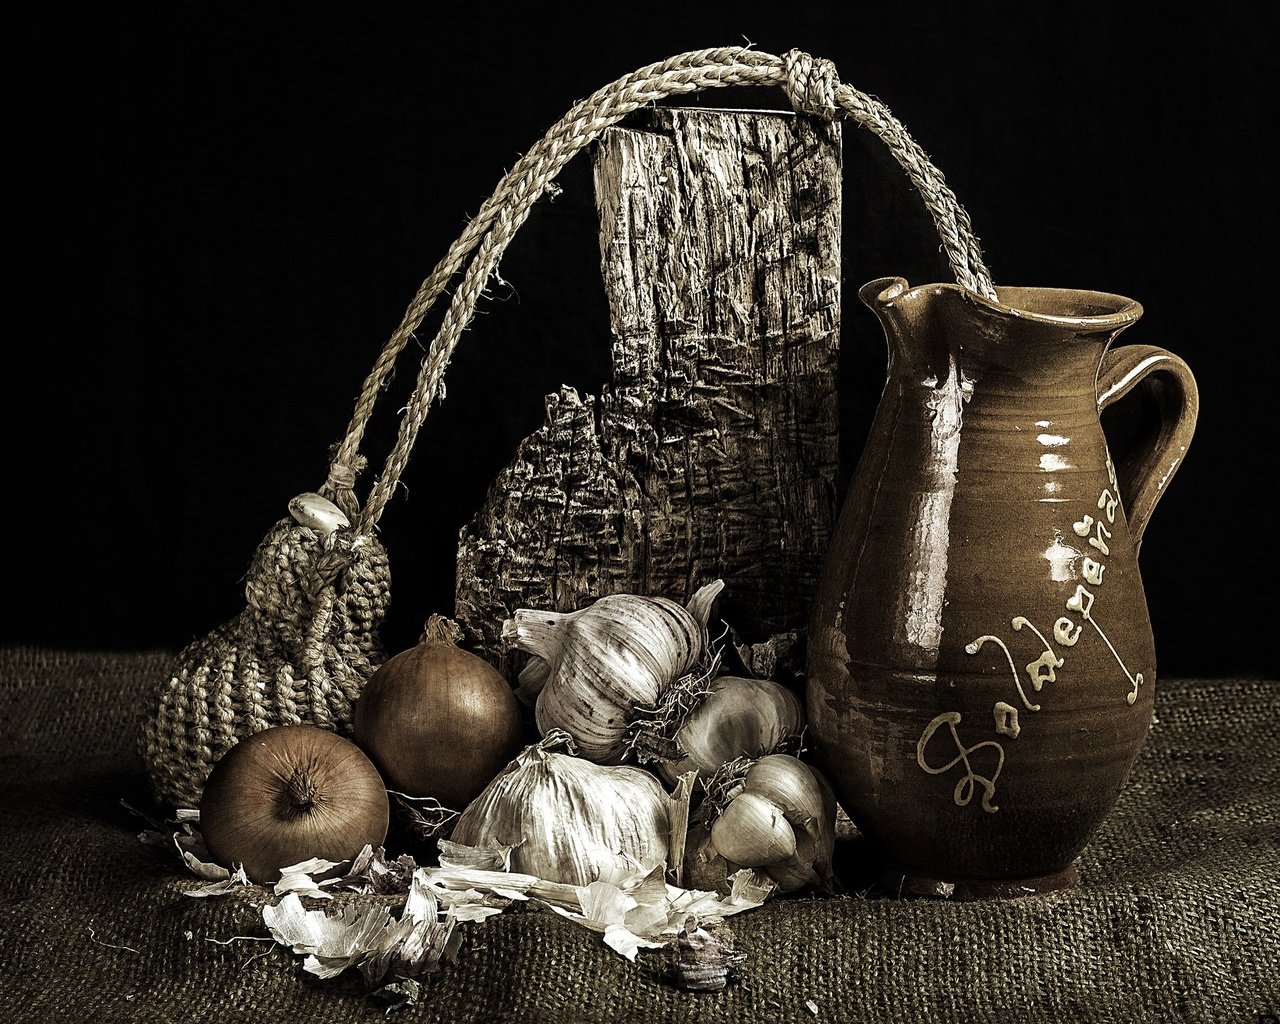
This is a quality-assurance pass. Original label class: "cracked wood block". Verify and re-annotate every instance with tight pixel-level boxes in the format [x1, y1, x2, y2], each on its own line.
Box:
[456, 106, 842, 683]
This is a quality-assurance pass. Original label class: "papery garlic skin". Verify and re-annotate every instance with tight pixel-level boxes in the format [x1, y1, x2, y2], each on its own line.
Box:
[449, 737, 673, 886]
[503, 582, 724, 763]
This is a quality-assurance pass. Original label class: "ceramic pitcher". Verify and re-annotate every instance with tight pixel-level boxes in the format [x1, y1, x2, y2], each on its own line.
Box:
[806, 276, 1198, 899]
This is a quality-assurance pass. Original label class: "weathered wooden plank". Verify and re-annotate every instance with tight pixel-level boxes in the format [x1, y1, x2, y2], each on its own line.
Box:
[456, 107, 841, 681]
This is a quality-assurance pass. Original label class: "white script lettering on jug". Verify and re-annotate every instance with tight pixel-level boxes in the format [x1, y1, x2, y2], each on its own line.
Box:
[916, 452, 1144, 812]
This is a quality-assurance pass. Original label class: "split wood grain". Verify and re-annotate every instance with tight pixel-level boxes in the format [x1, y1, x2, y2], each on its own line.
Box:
[456, 107, 842, 684]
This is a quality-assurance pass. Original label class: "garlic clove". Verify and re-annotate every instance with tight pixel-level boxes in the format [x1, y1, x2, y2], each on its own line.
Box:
[764, 856, 819, 892]
[764, 828, 819, 893]
[743, 754, 827, 828]
[794, 761, 838, 892]
[768, 819, 819, 885]
[710, 792, 797, 868]
[750, 759, 838, 894]
[792, 825, 818, 869]
[513, 656, 551, 706]
[287, 492, 350, 534]
[763, 814, 840, 895]
[808, 763, 838, 868]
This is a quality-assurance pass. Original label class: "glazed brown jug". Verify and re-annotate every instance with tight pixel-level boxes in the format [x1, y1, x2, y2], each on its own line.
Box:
[806, 276, 1198, 899]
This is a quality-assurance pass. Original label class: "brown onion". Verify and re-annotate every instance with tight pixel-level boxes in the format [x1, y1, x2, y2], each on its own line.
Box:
[199, 724, 390, 884]
[354, 614, 525, 809]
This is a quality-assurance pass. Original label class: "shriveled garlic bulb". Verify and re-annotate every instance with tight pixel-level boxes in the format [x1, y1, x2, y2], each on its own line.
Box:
[686, 753, 836, 894]
[653, 675, 805, 786]
[502, 581, 725, 763]
[449, 731, 691, 886]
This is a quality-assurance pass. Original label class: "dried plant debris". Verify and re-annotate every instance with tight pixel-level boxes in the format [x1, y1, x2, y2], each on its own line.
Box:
[546, 873, 671, 961]
[262, 871, 461, 985]
[666, 924, 746, 992]
[419, 840, 774, 978]
[273, 857, 348, 901]
[389, 791, 460, 843]
[135, 804, 421, 902]
[369, 978, 424, 1014]
[435, 839, 517, 872]
[337, 844, 420, 896]
[665, 771, 697, 888]
[133, 806, 229, 882]
[134, 803, 775, 993]
[722, 625, 805, 689]
[184, 865, 252, 898]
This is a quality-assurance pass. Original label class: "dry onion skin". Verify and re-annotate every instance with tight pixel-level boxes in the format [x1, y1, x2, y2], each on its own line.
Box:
[199, 724, 390, 884]
[354, 615, 525, 810]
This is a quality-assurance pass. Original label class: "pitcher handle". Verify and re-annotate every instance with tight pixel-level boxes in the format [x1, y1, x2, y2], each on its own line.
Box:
[1096, 345, 1199, 552]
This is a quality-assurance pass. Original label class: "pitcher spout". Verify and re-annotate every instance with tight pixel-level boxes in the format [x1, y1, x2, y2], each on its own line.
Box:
[859, 275, 910, 310]
[857, 276, 969, 387]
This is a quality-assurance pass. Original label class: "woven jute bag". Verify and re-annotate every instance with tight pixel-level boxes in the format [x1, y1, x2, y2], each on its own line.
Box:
[139, 46, 996, 809]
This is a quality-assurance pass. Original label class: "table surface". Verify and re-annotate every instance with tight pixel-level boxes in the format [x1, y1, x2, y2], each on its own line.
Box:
[1, 647, 1276, 1024]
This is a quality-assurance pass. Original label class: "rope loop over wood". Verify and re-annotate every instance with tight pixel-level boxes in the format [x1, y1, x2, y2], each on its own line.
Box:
[327, 46, 996, 534]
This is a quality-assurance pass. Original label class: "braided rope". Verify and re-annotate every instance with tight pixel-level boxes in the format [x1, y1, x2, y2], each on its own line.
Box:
[324, 46, 994, 533]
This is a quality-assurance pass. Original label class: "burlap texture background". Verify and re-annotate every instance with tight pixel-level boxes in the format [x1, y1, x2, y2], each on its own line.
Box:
[1, 647, 1276, 1023]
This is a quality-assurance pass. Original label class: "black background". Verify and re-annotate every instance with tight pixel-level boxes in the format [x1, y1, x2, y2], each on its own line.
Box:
[12, 6, 1275, 678]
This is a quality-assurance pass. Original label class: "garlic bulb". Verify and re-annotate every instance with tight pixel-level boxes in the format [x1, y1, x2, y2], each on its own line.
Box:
[686, 753, 836, 894]
[654, 674, 805, 786]
[449, 731, 690, 886]
[501, 581, 725, 763]
[287, 491, 351, 534]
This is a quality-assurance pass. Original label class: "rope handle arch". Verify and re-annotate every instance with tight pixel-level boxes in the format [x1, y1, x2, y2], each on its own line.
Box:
[322, 46, 995, 534]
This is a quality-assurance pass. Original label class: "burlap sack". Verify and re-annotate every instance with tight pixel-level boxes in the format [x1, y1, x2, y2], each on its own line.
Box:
[3, 648, 1276, 1023]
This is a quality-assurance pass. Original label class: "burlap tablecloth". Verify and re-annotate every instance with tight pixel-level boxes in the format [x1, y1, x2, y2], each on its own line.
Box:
[1, 647, 1276, 1023]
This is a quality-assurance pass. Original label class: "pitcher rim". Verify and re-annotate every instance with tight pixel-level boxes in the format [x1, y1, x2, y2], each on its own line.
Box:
[860, 276, 1144, 330]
